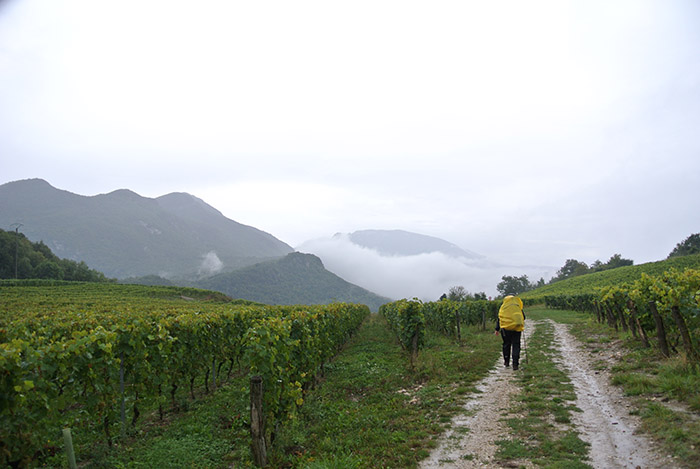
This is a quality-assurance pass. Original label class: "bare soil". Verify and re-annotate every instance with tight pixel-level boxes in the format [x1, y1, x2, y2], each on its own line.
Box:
[421, 319, 681, 469]
[420, 326, 536, 468]
[548, 319, 678, 469]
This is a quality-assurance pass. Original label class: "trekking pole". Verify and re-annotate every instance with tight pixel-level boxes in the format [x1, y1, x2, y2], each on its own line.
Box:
[523, 329, 528, 364]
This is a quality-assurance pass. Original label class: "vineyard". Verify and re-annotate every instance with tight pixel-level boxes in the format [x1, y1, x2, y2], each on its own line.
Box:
[3, 255, 700, 467]
[535, 268, 700, 366]
[517, 254, 700, 366]
[0, 281, 368, 467]
[520, 253, 700, 298]
[380, 298, 500, 367]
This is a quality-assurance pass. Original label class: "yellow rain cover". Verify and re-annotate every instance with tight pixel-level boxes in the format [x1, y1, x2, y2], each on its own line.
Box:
[498, 295, 524, 331]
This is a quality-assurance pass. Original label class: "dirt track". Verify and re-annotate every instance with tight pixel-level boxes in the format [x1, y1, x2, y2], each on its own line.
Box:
[420, 325, 536, 468]
[420, 319, 679, 469]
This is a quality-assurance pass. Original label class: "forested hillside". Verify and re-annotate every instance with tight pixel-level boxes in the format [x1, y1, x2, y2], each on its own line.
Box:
[0, 179, 293, 278]
[0, 228, 110, 282]
[199, 252, 391, 311]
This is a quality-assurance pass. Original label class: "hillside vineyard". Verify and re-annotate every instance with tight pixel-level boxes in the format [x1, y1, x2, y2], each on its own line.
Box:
[0, 281, 368, 467]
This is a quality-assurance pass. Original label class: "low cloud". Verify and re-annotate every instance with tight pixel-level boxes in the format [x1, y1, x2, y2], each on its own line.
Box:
[297, 235, 554, 301]
[198, 251, 223, 276]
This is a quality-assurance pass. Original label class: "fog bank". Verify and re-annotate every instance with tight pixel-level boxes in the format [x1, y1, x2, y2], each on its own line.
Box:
[298, 235, 554, 300]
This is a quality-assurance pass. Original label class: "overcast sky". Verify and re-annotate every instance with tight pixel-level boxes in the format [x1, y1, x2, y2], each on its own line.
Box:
[1, 0, 699, 271]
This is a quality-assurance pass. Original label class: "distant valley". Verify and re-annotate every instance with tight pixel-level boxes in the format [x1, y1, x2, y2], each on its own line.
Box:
[0, 179, 292, 279]
[298, 230, 555, 300]
[0, 179, 388, 309]
[1, 178, 552, 305]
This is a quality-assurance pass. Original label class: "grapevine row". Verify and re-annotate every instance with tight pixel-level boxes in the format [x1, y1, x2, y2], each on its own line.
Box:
[380, 298, 500, 366]
[542, 268, 700, 362]
[0, 293, 368, 467]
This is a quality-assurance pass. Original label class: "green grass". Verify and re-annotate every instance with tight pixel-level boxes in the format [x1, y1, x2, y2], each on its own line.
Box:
[38, 373, 253, 468]
[497, 311, 591, 468]
[41, 304, 700, 467]
[638, 403, 700, 465]
[53, 314, 499, 468]
[525, 307, 587, 324]
[272, 314, 500, 468]
[549, 306, 700, 467]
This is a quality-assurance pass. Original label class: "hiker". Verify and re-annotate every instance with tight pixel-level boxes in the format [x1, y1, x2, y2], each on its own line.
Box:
[494, 295, 525, 370]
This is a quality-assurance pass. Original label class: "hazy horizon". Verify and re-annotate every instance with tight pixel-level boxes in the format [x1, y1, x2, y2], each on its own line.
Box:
[2, 0, 699, 275]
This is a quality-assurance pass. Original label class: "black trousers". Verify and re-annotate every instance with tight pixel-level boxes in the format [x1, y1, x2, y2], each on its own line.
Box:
[500, 329, 521, 367]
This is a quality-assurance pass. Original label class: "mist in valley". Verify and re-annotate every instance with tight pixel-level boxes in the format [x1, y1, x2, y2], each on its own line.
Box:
[298, 234, 554, 300]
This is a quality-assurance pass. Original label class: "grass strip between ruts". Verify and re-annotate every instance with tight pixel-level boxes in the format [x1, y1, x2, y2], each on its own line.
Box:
[497, 311, 592, 468]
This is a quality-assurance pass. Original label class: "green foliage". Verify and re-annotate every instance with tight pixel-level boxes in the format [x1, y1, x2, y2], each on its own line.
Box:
[554, 258, 591, 281]
[445, 285, 487, 301]
[668, 233, 700, 259]
[270, 315, 500, 468]
[0, 178, 294, 279]
[380, 299, 425, 366]
[0, 282, 368, 467]
[522, 253, 700, 299]
[497, 274, 535, 296]
[381, 297, 500, 371]
[550, 254, 634, 283]
[536, 267, 700, 365]
[200, 252, 390, 311]
[422, 299, 499, 338]
[596, 253, 634, 271]
[564, 309, 700, 467]
[103, 313, 500, 468]
[0, 228, 111, 282]
[447, 285, 467, 300]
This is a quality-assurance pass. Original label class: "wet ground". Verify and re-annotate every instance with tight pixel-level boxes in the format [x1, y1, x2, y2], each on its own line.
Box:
[420, 319, 680, 469]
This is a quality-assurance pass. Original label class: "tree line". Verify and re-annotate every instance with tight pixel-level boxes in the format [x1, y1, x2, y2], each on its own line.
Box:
[0, 228, 111, 282]
[495, 233, 700, 296]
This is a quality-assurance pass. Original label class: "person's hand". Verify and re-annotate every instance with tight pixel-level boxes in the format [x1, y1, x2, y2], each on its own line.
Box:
[493, 330, 499, 335]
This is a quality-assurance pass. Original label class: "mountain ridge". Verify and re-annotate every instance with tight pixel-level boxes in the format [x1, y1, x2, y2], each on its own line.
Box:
[0, 178, 293, 279]
[344, 229, 483, 259]
[197, 251, 390, 311]
[1, 179, 390, 308]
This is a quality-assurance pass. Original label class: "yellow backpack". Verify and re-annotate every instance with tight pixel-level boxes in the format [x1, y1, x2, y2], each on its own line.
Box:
[498, 296, 524, 332]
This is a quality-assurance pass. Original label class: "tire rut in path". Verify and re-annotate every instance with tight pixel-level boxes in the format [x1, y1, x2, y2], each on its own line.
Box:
[547, 319, 679, 469]
[419, 325, 536, 469]
[421, 319, 681, 469]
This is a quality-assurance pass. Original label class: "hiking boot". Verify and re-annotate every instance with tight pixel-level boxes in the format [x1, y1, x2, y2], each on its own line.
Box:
[504, 359, 510, 367]
[513, 364, 519, 371]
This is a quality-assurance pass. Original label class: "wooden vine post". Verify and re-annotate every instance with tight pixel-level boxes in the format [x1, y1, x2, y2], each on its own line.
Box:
[605, 304, 617, 331]
[593, 301, 602, 323]
[627, 300, 649, 348]
[120, 352, 126, 438]
[455, 307, 461, 341]
[212, 357, 217, 391]
[616, 305, 629, 333]
[62, 428, 77, 469]
[648, 301, 670, 358]
[670, 305, 699, 363]
[410, 332, 419, 369]
[250, 375, 267, 467]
